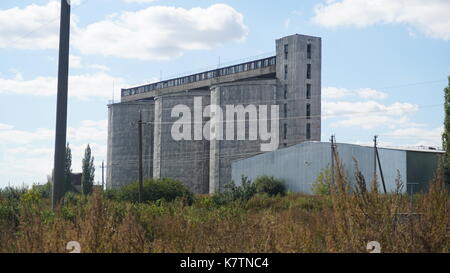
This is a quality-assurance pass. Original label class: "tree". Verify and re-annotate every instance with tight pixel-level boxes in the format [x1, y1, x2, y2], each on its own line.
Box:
[64, 143, 74, 193]
[442, 76, 450, 185]
[81, 144, 95, 195]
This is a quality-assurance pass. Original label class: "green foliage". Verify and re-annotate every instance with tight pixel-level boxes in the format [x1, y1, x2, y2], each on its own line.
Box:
[254, 176, 286, 196]
[64, 143, 75, 193]
[212, 175, 286, 205]
[0, 186, 28, 201]
[107, 178, 194, 205]
[312, 166, 332, 196]
[30, 183, 52, 199]
[81, 144, 95, 195]
[442, 76, 450, 185]
[212, 176, 257, 205]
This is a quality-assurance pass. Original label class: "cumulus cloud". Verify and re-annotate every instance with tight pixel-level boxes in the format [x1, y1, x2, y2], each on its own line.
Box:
[312, 0, 450, 40]
[323, 100, 418, 117]
[0, 72, 126, 99]
[323, 87, 387, 99]
[0, 120, 108, 185]
[322, 100, 420, 129]
[123, 0, 157, 3]
[383, 126, 444, 148]
[0, 1, 75, 49]
[73, 4, 248, 60]
[0, 2, 248, 60]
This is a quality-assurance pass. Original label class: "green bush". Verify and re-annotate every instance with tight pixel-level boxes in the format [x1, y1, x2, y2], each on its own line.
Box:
[254, 176, 286, 196]
[212, 176, 257, 205]
[312, 166, 332, 196]
[0, 187, 28, 201]
[109, 178, 194, 205]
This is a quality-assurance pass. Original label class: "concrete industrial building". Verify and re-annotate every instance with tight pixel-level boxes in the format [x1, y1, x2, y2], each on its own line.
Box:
[231, 142, 443, 195]
[107, 34, 322, 193]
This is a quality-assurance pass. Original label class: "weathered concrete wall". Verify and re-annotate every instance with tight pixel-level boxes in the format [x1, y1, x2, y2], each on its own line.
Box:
[153, 90, 211, 194]
[231, 142, 409, 194]
[209, 79, 278, 193]
[107, 34, 323, 194]
[276, 34, 321, 147]
[107, 101, 154, 189]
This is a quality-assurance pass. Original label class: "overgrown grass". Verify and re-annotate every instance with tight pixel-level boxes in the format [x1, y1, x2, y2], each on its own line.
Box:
[0, 164, 448, 253]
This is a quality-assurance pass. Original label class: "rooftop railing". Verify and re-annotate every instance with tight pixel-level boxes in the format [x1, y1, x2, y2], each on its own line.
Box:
[121, 56, 277, 98]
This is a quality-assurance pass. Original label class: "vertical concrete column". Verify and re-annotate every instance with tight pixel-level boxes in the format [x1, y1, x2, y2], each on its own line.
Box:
[209, 86, 221, 193]
[106, 105, 114, 189]
[153, 96, 162, 178]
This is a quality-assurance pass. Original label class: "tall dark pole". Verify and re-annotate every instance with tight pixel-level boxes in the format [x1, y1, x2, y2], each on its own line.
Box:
[138, 111, 143, 203]
[331, 135, 335, 186]
[101, 161, 105, 190]
[52, 0, 71, 209]
[373, 135, 378, 185]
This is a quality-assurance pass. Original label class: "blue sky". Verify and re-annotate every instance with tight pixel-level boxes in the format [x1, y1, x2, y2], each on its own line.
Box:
[0, 0, 449, 187]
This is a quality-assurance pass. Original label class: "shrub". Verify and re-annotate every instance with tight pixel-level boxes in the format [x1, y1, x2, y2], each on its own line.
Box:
[254, 176, 286, 196]
[312, 166, 332, 196]
[0, 186, 28, 201]
[212, 176, 257, 205]
[112, 178, 194, 205]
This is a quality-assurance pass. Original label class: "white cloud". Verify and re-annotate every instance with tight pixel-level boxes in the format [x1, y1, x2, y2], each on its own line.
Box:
[73, 4, 248, 60]
[0, 124, 13, 130]
[383, 126, 444, 148]
[0, 1, 76, 49]
[312, 0, 450, 40]
[69, 54, 82, 68]
[0, 2, 248, 60]
[0, 72, 125, 99]
[323, 100, 416, 116]
[0, 120, 107, 145]
[123, 0, 158, 3]
[0, 120, 108, 185]
[356, 88, 387, 99]
[0, 127, 54, 145]
[88, 64, 110, 71]
[323, 100, 420, 129]
[323, 87, 387, 99]
[323, 87, 352, 99]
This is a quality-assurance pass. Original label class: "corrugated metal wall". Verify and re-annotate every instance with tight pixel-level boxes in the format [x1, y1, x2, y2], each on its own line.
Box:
[231, 142, 408, 194]
[406, 151, 442, 194]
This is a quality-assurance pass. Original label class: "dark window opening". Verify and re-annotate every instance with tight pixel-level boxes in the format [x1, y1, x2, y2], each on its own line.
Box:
[284, 103, 288, 118]
[307, 44, 312, 59]
[307, 64, 311, 79]
[284, 84, 288, 99]
[306, 103, 311, 119]
[284, 44, 288, 59]
[284, 65, 288, 80]
[306, 84, 311, 99]
[284, 124, 287, 140]
[306, 123, 311, 140]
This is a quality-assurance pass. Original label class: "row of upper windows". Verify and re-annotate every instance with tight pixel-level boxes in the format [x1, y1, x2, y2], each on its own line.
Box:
[283, 63, 311, 80]
[284, 43, 312, 60]
[122, 56, 277, 97]
[283, 84, 312, 100]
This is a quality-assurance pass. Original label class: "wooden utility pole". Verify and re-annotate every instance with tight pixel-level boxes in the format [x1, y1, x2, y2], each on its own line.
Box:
[330, 135, 335, 186]
[138, 111, 143, 203]
[373, 135, 378, 185]
[52, 0, 71, 209]
[374, 135, 387, 194]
